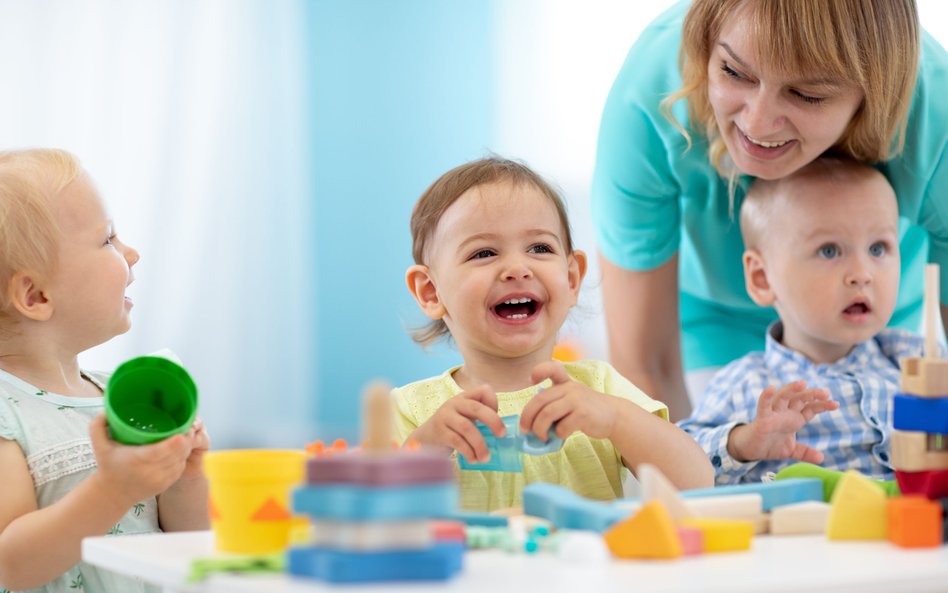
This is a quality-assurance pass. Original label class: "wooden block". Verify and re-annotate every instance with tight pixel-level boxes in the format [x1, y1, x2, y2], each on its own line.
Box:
[827, 471, 887, 540]
[893, 394, 948, 433]
[887, 496, 943, 548]
[770, 500, 830, 535]
[686, 493, 762, 520]
[604, 501, 682, 559]
[311, 519, 432, 550]
[639, 463, 694, 521]
[678, 518, 754, 553]
[900, 357, 948, 398]
[890, 430, 948, 472]
[682, 478, 822, 511]
[293, 483, 457, 521]
[522, 483, 627, 532]
[306, 449, 455, 486]
[896, 468, 948, 499]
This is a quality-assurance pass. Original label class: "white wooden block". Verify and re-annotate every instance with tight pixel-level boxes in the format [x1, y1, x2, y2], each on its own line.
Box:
[638, 463, 694, 521]
[770, 501, 830, 535]
[311, 519, 432, 550]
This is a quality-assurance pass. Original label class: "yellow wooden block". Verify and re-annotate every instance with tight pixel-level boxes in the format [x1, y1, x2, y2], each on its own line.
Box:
[827, 471, 887, 540]
[890, 430, 948, 472]
[901, 357, 948, 398]
[604, 500, 682, 559]
[678, 518, 754, 553]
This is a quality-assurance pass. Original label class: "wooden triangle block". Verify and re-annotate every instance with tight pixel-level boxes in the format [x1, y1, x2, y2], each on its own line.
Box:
[604, 500, 682, 559]
[827, 471, 887, 540]
[639, 463, 694, 521]
[251, 497, 292, 522]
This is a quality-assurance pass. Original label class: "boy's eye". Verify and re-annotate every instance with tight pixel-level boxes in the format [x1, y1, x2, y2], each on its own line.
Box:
[104, 234, 116, 246]
[869, 242, 887, 257]
[470, 249, 496, 260]
[528, 243, 554, 254]
[818, 244, 840, 259]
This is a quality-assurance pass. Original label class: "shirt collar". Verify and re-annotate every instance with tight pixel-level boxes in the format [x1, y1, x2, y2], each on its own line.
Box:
[763, 321, 883, 372]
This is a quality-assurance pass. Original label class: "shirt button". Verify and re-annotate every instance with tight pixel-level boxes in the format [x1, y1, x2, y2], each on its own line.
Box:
[711, 455, 722, 467]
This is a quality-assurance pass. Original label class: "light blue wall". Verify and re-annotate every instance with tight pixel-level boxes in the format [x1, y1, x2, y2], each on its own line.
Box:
[306, 2, 495, 441]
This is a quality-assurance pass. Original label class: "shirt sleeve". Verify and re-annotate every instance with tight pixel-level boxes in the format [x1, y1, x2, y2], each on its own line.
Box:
[597, 361, 669, 421]
[391, 385, 421, 445]
[676, 357, 766, 484]
[589, 7, 687, 272]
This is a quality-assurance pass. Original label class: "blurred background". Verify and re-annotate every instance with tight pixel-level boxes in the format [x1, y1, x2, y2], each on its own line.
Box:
[0, 1, 945, 448]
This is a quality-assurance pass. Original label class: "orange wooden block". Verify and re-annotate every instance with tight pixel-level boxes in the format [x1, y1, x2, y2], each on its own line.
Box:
[604, 500, 682, 559]
[887, 496, 943, 548]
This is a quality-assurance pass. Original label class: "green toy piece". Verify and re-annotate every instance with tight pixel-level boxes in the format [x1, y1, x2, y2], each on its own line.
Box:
[187, 553, 285, 582]
[774, 462, 900, 501]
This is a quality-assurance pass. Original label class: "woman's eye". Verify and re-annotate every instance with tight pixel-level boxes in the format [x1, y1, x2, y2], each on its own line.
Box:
[720, 63, 746, 81]
[818, 244, 840, 259]
[792, 89, 826, 105]
[528, 243, 554, 254]
[869, 242, 887, 257]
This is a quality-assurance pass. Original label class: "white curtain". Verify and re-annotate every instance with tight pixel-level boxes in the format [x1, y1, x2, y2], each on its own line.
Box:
[0, 0, 316, 448]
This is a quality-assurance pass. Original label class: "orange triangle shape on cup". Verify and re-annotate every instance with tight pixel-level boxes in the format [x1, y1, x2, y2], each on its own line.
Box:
[251, 497, 291, 521]
[208, 498, 221, 520]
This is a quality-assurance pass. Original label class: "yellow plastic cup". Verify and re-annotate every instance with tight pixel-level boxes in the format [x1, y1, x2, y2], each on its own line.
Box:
[203, 449, 307, 554]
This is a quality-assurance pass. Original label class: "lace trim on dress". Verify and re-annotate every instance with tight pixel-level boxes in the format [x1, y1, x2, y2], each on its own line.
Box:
[28, 437, 97, 487]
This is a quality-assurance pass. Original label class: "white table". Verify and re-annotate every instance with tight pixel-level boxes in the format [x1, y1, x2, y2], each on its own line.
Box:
[83, 530, 948, 593]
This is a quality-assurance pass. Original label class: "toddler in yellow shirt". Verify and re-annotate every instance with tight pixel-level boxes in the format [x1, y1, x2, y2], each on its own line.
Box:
[393, 157, 712, 512]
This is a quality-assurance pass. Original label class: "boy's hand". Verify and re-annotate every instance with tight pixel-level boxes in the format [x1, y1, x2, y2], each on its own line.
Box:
[520, 361, 619, 442]
[727, 381, 838, 463]
[409, 385, 504, 464]
[88, 414, 194, 508]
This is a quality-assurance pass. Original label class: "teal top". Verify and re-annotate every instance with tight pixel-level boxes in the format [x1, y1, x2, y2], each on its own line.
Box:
[591, 0, 948, 371]
[0, 369, 159, 593]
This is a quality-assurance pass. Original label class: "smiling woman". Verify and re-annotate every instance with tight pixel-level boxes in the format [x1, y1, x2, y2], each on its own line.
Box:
[591, 0, 948, 420]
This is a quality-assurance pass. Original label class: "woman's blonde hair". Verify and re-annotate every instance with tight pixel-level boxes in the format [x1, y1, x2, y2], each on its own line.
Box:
[0, 149, 82, 322]
[662, 0, 919, 177]
[409, 156, 574, 346]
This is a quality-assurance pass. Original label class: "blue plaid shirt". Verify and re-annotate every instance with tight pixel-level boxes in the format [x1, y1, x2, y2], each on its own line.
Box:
[678, 322, 926, 484]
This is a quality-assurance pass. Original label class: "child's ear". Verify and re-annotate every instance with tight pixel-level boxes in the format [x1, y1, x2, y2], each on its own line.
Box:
[743, 249, 775, 306]
[406, 264, 446, 320]
[567, 250, 587, 303]
[7, 271, 53, 321]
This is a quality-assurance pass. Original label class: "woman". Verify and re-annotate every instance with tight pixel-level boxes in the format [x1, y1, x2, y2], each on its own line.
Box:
[592, 0, 948, 420]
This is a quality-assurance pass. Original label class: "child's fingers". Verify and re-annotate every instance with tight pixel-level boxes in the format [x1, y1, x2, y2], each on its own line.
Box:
[443, 417, 489, 462]
[530, 360, 570, 387]
[523, 398, 570, 442]
[799, 399, 839, 421]
[791, 442, 825, 464]
[756, 385, 778, 412]
[461, 384, 499, 412]
[452, 399, 505, 437]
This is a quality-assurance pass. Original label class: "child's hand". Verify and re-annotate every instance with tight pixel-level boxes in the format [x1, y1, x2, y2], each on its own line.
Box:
[179, 417, 210, 480]
[409, 385, 504, 464]
[88, 414, 193, 508]
[520, 361, 619, 442]
[727, 381, 838, 463]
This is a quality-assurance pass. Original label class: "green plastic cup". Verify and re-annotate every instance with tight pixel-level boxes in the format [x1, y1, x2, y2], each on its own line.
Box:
[105, 356, 198, 445]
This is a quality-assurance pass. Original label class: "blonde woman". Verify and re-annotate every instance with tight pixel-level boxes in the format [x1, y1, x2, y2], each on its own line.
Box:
[592, 0, 947, 420]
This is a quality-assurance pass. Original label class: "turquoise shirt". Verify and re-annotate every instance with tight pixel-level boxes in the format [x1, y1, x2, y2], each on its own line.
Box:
[591, 0, 948, 371]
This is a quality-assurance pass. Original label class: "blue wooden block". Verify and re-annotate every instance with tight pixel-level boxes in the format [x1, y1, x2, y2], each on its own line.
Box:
[893, 393, 948, 433]
[293, 483, 457, 520]
[522, 482, 628, 532]
[288, 542, 463, 583]
[678, 478, 823, 511]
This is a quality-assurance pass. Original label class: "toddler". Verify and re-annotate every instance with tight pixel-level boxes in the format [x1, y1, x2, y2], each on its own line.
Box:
[679, 156, 923, 484]
[393, 157, 712, 512]
[0, 149, 208, 593]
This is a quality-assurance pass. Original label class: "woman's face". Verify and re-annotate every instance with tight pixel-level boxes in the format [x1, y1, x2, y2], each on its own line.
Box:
[706, 11, 864, 180]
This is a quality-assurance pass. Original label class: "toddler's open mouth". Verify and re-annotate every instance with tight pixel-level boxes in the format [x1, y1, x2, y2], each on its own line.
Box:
[493, 296, 541, 320]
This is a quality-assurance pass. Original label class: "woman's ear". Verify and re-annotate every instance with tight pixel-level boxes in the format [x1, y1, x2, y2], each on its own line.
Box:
[743, 249, 776, 306]
[7, 271, 53, 321]
[567, 249, 588, 304]
[406, 264, 445, 320]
